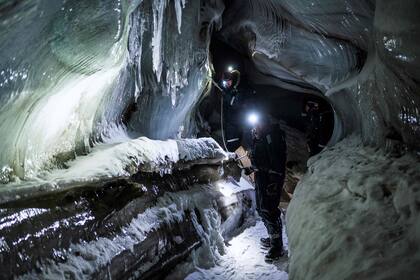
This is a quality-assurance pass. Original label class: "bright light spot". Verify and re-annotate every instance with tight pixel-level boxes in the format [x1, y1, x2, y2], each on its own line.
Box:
[227, 66, 234, 72]
[247, 112, 259, 126]
[222, 80, 228, 87]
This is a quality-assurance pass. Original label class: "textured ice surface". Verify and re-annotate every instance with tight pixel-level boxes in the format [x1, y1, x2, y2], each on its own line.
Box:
[287, 137, 420, 279]
[219, 0, 420, 149]
[0, 137, 229, 205]
[166, 178, 288, 280]
[0, 0, 224, 182]
[327, 1, 420, 147]
[219, 0, 368, 92]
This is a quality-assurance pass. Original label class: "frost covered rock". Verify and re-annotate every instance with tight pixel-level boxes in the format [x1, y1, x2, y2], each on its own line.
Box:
[287, 137, 420, 280]
[0, 137, 230, 205]
[0, 165, 255, 279]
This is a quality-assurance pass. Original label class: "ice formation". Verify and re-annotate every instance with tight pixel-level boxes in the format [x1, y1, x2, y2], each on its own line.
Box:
[287, 137, 420, 279]
[0, 137, 230, 205]
[0, 0, 224, 182]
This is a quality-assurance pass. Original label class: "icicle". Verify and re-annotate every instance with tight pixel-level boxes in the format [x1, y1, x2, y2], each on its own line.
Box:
[152, 0, 167, 82]
[136, 18, 146, 100]
[174, 0, 186, 34]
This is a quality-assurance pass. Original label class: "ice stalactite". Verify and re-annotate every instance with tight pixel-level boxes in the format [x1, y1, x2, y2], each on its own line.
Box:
[175, 0, 187, 34]
[128, 0, 224, 140]
[152, 0, 167, 83]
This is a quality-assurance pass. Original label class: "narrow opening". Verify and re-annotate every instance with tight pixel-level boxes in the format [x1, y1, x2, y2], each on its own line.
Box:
[198, 37, 335, 158]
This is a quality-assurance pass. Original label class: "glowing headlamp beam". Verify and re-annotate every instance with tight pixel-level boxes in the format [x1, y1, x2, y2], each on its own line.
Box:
[247, 113, 259, 126]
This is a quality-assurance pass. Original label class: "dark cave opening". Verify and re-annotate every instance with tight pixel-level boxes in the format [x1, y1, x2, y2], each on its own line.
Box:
[199, 36, 335, 157]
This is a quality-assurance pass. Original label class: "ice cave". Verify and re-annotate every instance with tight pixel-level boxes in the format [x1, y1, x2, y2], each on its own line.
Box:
[0, 0, 419, 279]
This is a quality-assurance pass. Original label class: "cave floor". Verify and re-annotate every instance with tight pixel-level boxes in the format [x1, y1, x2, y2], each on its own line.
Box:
[185, 219, 289, 280]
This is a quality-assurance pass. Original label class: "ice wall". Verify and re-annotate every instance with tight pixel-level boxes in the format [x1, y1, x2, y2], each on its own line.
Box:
[219, 0, 370, 93]
[328, 1, 420, 148]
[0, 0, 224, 182]
[127, 0, 224, 139]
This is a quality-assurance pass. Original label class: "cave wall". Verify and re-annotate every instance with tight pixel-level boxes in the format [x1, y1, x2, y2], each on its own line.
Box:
[0, 0, 224, 182]
[328, 1, 420, 148]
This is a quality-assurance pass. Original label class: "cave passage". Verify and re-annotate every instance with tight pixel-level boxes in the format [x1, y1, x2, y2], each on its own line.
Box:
[201, 37, 335, 156]
[1, 0, 420, 280]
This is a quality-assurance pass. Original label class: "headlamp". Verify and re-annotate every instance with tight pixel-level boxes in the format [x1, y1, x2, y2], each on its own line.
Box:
[247, 112, 259, 126]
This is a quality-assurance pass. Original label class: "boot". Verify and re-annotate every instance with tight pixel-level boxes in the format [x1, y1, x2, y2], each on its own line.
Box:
[265, 238, 285, 263]
[260, 237, 271, 249]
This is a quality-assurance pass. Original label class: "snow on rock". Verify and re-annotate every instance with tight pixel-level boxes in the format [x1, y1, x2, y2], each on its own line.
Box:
[0, 137, 230, 205]
[177, 138, 230, 163]
[287, 136, 420, 280]
[184, 220, 289, 280]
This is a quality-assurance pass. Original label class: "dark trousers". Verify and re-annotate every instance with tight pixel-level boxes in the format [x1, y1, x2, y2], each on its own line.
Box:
[255, 171, 284, 239]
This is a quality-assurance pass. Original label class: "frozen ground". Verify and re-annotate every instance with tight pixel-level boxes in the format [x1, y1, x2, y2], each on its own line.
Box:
[184, 219, 289, 280]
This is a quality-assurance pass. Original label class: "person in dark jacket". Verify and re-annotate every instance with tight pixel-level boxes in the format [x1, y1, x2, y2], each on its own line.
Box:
[220, 69, 242, 151]
[245, 114, 287, 262]
[303, 100, 324, 156]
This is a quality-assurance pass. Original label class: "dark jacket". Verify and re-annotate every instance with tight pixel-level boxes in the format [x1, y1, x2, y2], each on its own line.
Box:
[250, 124, 287, 175]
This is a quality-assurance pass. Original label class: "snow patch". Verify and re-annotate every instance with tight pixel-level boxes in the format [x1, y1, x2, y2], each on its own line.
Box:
[185, 221, 288, 280]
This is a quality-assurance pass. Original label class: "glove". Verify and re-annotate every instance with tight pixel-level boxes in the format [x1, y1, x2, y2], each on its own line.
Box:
[243, 167, 255, 176]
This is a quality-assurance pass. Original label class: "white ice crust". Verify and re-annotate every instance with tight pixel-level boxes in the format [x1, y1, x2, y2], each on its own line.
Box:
[287, 137, 420, 280]
[0, 137, 230, 204]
